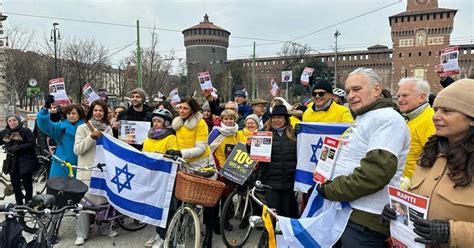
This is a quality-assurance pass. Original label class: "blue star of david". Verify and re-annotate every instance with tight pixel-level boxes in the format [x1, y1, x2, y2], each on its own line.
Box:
[310, 137, 324, 164]
[111, 164, 135, 193]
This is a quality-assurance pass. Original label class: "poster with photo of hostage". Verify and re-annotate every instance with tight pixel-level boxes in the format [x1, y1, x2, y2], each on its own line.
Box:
[388, 186, 429, 248]
[197, 71, 213, 90]
[82, 83, 101, 105]
[250, 131, 272, 162]
[119, 120, 150, 145]
[49, 78, 70, 105]
[439, 46, 460, 77]
[313, 136, 340, 184]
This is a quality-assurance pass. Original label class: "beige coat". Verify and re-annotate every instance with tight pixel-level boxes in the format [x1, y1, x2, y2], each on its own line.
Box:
[410, 155, 474, 247]
[74, 123, 113, 205]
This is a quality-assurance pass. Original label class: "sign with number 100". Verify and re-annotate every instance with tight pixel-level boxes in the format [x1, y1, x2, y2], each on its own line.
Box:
[234, 149, 253, 165]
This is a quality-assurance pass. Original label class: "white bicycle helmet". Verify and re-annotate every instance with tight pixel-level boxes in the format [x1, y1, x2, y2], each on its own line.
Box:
[152, 108, 173, 123]
[332, 88, 346, 98]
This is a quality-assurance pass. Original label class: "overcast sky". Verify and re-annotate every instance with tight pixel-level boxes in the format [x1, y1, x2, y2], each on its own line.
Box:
[2, 0, 473, 69]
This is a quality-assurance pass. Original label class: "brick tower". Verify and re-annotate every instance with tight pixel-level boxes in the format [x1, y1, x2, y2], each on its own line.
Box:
[389, 0, 457, 93]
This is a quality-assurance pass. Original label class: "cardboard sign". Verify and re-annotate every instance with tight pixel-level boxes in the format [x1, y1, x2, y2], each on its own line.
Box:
[219, 143, 257, 185]
[250, 131, 273, 162]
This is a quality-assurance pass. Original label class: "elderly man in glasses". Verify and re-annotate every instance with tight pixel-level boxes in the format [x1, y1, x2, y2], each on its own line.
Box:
[302, 79, 354, 123]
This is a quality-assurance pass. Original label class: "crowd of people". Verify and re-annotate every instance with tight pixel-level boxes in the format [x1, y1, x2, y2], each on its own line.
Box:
[0, 66, 472, 248]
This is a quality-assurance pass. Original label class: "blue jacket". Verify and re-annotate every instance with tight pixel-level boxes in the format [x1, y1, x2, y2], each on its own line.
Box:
[37, 108, 85, 178]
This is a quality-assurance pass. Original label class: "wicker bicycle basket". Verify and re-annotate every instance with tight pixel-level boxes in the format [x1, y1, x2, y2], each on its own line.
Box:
[174, 171, 226, 207]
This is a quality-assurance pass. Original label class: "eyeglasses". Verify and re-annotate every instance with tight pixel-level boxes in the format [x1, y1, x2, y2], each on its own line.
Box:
[312, 91, 327, 97]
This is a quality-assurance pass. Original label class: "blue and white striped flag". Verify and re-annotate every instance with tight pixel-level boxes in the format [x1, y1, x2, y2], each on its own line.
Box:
[89, 133, 178, 228]
[278, 190, 352, 248]
[294, 123, 350, 192]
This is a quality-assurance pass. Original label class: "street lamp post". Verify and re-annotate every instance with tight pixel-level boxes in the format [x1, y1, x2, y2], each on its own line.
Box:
[50, 23, 61, 78]
[334, 30, 341, 86]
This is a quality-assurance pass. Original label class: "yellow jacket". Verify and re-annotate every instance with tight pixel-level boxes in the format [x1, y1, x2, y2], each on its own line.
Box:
[289, 116, 301, 128]
[175, 118, 211, 162]
[237, 128, 252, 144]
[142, 134, 178, 154]
[403, 107, 435, 178]
[302, 101, 354, 123]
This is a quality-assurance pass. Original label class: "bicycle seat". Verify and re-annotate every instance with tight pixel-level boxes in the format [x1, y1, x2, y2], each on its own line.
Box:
[30, 194, 56, 208]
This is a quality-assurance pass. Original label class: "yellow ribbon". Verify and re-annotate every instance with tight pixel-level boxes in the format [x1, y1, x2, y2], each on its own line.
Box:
[262, 205, 276, 248]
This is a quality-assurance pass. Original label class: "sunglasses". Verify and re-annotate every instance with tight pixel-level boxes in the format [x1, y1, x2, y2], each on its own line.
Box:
[312, 91, 327, 97]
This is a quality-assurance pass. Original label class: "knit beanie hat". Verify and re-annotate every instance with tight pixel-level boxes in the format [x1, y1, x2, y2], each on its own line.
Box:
[131, 88, 147, 101]
[245, 114, 260, 126]
[433, 79, 474, 118]
[6, 114, 21, 124]
[202, 101, 211, 111]
[312, 79, 333, 93]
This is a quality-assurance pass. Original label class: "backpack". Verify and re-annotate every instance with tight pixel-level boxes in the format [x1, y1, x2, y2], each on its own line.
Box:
[0, 217, 28, 248]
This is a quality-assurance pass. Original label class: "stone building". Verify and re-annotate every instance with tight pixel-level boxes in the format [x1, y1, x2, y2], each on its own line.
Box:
[226, 0, 474, 98]
[182, 14, 230, 83]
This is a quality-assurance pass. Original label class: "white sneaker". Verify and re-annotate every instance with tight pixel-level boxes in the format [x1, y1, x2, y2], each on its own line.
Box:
[152, 237, 164, 248]
[108, 230, 119, 237]
[145, 234, 162, 247]
[75, 237, 85, 246]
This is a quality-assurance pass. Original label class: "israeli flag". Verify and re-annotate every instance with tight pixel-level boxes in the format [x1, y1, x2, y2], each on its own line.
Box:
[294, 123, 350, 192]
[89, 133, 178, 228]
[278, 190, 352, 248]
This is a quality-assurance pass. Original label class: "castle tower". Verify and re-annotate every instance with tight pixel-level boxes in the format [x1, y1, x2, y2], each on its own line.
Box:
[389, 0, 457, 93]
[183, 14, 230, 79]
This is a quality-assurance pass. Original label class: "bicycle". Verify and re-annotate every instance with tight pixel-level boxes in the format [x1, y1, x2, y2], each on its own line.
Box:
[220, 180, 279, 248]
[0, 195, 100, 248]
[163, 155, 226, 248]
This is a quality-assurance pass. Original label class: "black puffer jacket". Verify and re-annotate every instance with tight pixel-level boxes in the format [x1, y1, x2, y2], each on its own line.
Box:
[258, 128, 297, 190]
[0, 124, 39, 175]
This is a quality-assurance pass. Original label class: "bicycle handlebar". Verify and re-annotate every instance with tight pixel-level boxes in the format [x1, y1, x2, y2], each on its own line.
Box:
[249, 181, 278, 219]
[0, 203, 101, 216]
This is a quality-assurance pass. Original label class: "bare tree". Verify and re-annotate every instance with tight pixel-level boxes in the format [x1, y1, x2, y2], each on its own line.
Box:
[61, 38, 109, 101]
[4, 23, 36, 51]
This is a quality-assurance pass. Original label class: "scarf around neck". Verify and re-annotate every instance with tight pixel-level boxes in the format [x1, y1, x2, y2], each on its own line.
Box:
[148, 128, 174, 140]
[209, 123, 239, 153]
[402, 102, 429, 121]
[90, 119, 108, 131]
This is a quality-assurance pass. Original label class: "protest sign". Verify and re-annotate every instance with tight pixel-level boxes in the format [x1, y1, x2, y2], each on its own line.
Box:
[82, 83, 101, 105]
[439, 46, 460, 77]
[48, 78, 70, 105]
[197, 71, 213, 90]
[300, 67, 314, 87]
[250, 131, 272, 162]
[169, 88, 180, 106]
[388, 186, 429, 248]
[27, 114, 36, 130]
[219, 143, 257, 185]
[118, 120, 150, 145]
[313, 136, 340, 184]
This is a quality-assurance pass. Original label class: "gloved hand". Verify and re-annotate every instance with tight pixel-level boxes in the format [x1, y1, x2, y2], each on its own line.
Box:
[44, 95, 55, 109]
[413, 218, 449, 245]
[316, 183, 327, 199]
[166, 149, 182, 157]
[380, 204, 396, 223]
[90, 130, 103, 140]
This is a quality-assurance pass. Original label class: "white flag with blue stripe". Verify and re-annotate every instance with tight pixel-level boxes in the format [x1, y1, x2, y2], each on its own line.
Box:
[294, 123, 350, 193]
[278, 189, 352, 248]
[89, 133, 178, 228]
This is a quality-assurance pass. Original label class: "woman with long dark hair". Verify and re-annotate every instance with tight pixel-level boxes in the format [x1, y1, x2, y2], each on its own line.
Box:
[73, 100, 114, 245]
[257, 105, 298, 218]
[382, 79, 474, 247]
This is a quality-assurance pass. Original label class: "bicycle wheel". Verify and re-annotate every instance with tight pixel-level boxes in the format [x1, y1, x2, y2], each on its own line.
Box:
[221, 190, 253, 248]
[18, 212, 41, 234]
[117, 215, 147, 231]
[32, 167, 48, 195]
[164, 206, 200, 248]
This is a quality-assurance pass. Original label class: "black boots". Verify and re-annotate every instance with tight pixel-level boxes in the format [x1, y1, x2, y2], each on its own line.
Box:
[203, 224, 213, 248]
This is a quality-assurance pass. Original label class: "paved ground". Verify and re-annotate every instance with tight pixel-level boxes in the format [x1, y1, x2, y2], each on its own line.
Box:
[0, 152, 263, 247]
